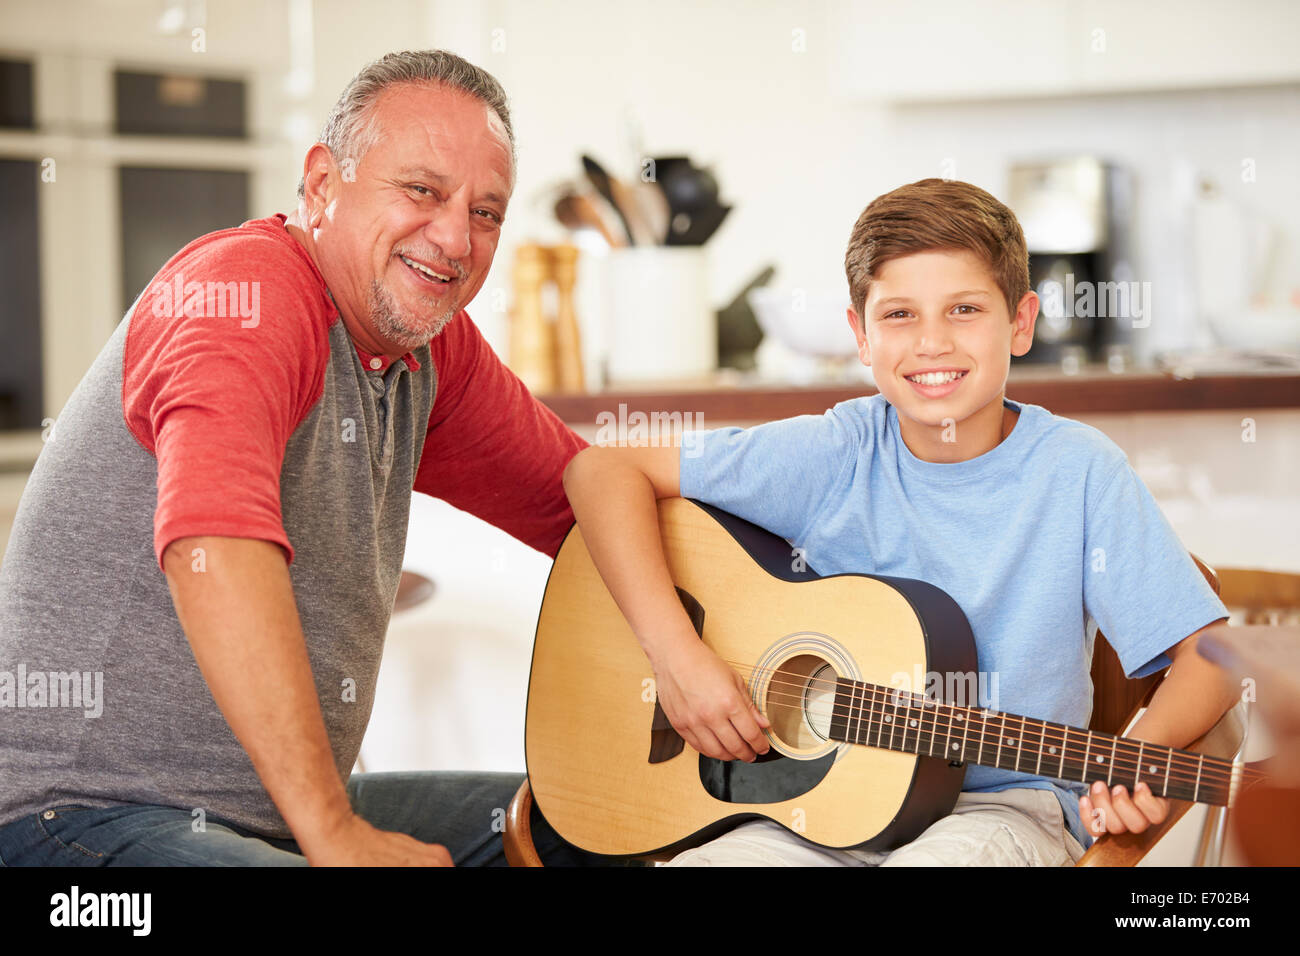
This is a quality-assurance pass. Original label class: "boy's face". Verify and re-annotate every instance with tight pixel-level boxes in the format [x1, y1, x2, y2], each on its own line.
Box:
[846, 249, 1037, 456]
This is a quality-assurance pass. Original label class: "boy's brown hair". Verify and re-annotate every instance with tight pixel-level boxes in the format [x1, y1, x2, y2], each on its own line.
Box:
[844, 178, 1029, 328]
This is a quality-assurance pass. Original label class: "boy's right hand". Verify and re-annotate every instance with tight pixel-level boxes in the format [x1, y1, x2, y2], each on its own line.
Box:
[650, 637, 772, 762]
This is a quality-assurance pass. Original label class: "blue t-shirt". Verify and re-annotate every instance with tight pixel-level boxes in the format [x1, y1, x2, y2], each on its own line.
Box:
[678, 395, 1229, 851]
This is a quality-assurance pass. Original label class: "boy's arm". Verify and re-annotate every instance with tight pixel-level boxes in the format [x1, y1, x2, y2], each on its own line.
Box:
[1080, 619, 1237, 836]
[562, 444, 770, 762]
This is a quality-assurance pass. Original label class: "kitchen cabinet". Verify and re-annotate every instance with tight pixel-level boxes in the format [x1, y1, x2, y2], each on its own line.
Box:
[830, 0, 1300, 104]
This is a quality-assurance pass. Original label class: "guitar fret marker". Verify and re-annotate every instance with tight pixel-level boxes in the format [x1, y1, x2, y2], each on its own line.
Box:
[1034, 718, 1045, 776]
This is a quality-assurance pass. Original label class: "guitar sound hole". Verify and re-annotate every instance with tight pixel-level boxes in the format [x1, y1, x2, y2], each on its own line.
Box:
[766, 655, 837, 751]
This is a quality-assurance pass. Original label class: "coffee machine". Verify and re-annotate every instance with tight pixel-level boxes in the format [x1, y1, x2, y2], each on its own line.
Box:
[1006, 158, 1137, 367]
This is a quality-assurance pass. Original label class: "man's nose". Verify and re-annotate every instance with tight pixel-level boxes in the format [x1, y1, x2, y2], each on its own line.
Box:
[421, 204, 472, 263]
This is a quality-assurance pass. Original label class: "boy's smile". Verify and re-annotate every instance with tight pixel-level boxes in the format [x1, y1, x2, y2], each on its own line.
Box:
[847, 249, 1038, 463]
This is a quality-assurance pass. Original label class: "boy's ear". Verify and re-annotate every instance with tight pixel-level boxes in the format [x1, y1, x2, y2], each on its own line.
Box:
[846, 307, 870, 365]
[1010, 290, 1039, 358]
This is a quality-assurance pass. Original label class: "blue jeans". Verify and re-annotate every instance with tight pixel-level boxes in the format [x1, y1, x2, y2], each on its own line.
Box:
[0, 771, 608, 867]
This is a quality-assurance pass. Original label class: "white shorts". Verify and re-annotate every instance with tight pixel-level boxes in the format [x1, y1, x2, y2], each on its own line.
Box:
[664, 788, 1088, 867]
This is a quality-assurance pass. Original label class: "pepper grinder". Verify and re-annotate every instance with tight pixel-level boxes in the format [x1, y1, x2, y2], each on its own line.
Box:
[550, 243, 585, 393]
[509, 243, 556, 393]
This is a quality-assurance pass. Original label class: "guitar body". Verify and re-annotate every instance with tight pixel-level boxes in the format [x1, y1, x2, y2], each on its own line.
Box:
[525, 497, 980, 858]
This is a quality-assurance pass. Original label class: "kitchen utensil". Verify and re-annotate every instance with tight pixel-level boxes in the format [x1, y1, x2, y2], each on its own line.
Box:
[582, 154, 638, 246]
[717, 264, 775, 369]
[555, 192, 625, 248]
[666, 203, 731, 246]
[631, 180, 670, 245]
[653, 156, 720, 212]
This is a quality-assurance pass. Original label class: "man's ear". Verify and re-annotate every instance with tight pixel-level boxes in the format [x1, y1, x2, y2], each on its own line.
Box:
[300, 143, 339, 228]
[847, 307, 870, 366]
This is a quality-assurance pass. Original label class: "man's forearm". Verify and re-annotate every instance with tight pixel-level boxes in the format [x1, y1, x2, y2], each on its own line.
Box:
[163, 535, 353, 854]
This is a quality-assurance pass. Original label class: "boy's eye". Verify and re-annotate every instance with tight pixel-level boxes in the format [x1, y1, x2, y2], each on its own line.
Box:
[954, 304, 979, 315]
[884, 310, 909, 319]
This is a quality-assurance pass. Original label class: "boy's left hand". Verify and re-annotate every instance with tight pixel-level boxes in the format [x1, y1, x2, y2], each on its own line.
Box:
[1079, 780, 1170, 836]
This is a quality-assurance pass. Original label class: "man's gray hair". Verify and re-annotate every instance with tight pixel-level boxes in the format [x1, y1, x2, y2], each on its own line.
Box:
[296, 49, 516, 200]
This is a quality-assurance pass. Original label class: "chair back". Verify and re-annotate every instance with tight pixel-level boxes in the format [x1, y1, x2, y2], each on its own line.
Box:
[1088, 554, 1220, 735]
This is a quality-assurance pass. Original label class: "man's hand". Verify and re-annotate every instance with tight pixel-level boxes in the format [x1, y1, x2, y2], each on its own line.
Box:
[651, 637, 771, 762]
[302, 814, 454, 867]
[1079, 780, 1170, 837]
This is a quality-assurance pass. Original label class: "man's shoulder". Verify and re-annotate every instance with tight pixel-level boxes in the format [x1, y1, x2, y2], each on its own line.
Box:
[171, 214, 326, 290]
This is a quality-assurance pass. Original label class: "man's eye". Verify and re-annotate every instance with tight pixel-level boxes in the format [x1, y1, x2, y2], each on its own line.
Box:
[475, 209, 503, 224]
[408, 184, 433, 197]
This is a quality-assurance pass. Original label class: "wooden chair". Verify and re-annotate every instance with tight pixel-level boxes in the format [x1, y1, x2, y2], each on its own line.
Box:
[505, 553, 1244, 867]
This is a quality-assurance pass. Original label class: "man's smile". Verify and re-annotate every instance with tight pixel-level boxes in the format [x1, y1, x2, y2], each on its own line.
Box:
[396, 253, 459, 288]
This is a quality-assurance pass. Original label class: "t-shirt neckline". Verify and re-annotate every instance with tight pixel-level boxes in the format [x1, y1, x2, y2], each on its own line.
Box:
[887, 397, 1031, 483]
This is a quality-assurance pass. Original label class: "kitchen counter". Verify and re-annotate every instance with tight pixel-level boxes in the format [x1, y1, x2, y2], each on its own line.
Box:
[537, 366, 1300, 424]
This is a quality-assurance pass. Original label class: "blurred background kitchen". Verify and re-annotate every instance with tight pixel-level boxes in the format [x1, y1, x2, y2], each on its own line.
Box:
[1, 0, 1297, 864]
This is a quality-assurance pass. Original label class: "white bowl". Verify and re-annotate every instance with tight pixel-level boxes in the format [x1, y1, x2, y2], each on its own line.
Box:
[748, 288, 859, 358]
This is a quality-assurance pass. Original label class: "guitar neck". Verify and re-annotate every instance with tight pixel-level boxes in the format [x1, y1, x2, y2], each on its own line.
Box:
[829, 678, 1235, 806]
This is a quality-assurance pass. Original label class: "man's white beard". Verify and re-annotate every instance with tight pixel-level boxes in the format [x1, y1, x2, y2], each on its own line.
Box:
[368, 277, 457, 351]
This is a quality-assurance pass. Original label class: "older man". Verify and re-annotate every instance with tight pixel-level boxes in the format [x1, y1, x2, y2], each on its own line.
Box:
[0, 50, 597, 866]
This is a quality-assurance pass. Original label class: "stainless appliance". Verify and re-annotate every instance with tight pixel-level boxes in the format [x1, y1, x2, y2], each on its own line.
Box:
[1007, 158, 1137, 366]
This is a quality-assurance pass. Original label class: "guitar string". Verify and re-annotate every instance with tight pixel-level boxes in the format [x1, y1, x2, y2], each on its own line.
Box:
[720, 654, 1242, 778]
[750, 674, 1256, 789]
[713, 666, 1258, 789]
[747, 682, 1252, 793]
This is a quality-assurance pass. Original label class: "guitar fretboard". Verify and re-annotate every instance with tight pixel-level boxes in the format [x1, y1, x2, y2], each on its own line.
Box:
[829, 678, 1233, 806]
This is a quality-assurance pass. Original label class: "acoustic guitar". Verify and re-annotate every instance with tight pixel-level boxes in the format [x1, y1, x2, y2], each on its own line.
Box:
[525, 497, 1250, 857]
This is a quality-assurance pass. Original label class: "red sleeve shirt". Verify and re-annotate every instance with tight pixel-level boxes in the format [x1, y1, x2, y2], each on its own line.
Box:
[122, 219, 331, 572]
[123, 214, 586, 572]
[415, 309, 589, 559]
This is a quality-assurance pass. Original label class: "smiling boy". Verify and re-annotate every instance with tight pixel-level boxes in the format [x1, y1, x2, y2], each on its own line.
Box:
[561, 178, 1237, 865]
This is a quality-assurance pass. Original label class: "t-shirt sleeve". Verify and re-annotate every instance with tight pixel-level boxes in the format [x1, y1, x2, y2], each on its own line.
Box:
[123, 235, 328, 573]
[1083, 458, 1229, 679]
[677, 406, 857, 542]
[413, 311, 588, 558]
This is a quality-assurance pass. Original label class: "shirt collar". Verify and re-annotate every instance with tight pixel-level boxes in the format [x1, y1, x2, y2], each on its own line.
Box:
[323, 288, 422, 373]
[354, 340, 422, 374]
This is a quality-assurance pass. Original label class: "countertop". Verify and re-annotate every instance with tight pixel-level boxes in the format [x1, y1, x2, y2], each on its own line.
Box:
[537, 365, 1300, 423]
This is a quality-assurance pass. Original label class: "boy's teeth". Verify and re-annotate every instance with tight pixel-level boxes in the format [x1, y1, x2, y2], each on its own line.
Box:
[906, 370, 965, 386]
[401, 255, 451, 282]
